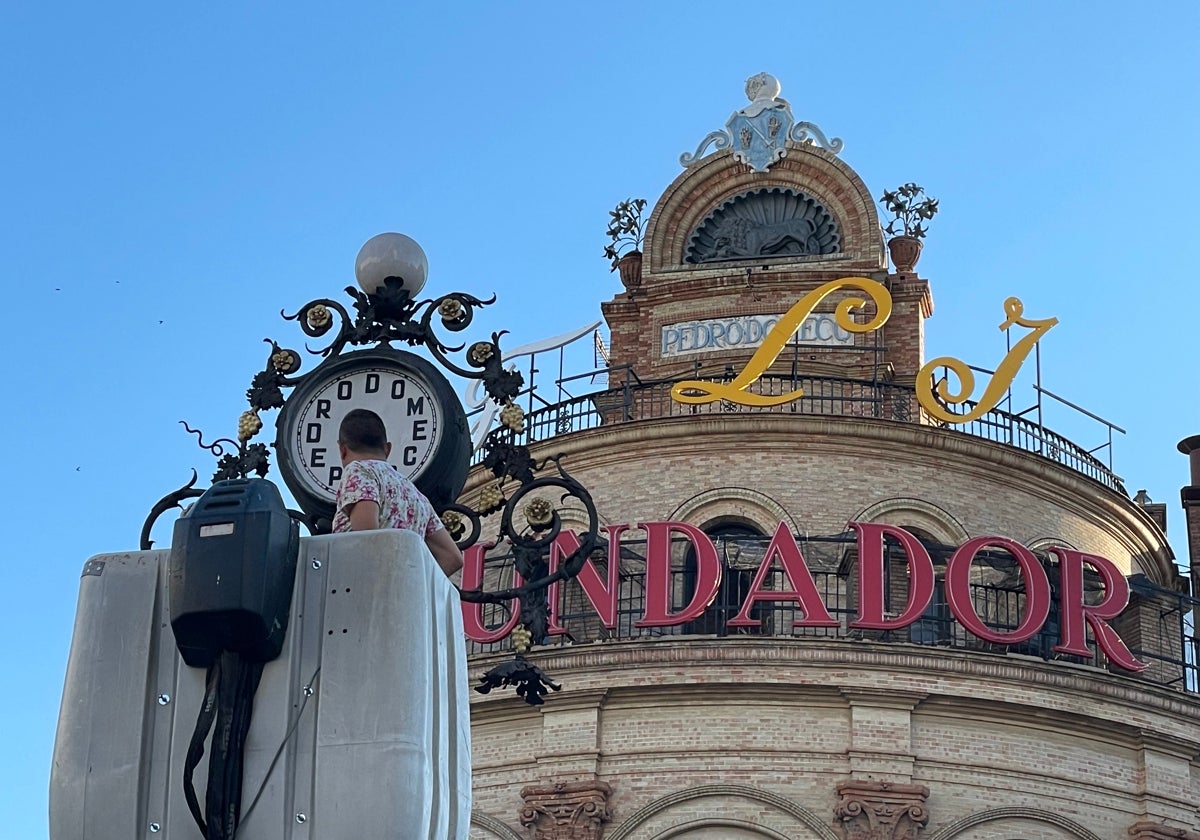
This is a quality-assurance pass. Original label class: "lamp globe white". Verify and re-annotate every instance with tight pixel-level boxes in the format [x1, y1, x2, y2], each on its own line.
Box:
[354, 233, 429, 297]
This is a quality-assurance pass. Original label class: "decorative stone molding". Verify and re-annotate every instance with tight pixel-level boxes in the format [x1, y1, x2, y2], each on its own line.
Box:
[471, 811, 526, 840]
[669, 485, 798, 535]
[833, 780, 930, 840]
[924, 808, 1104, 840]
[469, 630, 1200, 722]
[1028, 535, 1079, 552]
[1129, 822, 1200, 840]
[520, 779, 613, 840]
[850, 497, 969, 547]
[605, 783, 840, 840]
[643, 143, 886, 274]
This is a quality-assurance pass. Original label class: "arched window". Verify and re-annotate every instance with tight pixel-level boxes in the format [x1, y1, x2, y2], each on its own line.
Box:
[682, 523, 766, 636]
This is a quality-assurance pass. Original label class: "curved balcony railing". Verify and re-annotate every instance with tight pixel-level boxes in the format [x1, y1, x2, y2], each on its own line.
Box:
[465, 534, 1196, 694]
[481, 374, 1125, 494]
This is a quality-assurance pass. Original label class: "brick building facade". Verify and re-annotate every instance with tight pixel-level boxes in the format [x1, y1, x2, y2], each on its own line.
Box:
[459, 76, 1200, 840]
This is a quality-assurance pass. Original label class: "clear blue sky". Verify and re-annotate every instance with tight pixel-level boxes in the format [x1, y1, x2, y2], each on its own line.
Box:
[4, 2, 1198, 835]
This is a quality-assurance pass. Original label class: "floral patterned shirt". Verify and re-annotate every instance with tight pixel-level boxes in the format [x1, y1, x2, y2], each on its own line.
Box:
[332, 459, 444, 538]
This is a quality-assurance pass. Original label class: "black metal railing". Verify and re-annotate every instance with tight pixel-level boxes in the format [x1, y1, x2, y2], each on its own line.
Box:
[465, 534, 1197, 694]
[480, 373, 1125, 494]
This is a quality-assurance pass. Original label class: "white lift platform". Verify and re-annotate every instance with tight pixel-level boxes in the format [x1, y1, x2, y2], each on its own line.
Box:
[51, 529, 472, 839]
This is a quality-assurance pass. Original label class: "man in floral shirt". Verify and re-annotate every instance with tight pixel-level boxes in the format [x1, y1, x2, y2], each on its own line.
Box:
[333, 408, 464, 577]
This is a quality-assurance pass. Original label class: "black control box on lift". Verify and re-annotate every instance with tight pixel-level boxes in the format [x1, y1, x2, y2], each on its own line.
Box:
[168, 479, 300, 668]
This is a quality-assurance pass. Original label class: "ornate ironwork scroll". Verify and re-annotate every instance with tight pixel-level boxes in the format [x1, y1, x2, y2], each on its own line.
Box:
[142, 269, 600, 704]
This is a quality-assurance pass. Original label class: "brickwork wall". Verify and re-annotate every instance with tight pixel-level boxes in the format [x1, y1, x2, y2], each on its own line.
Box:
[463, 411, 1188, 839]
[602, 266, 928, 384]
[466, 642, 1200, 839]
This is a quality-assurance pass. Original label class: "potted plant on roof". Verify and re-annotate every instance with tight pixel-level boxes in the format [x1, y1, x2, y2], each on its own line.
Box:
[879, 183, 939, 273]
[604, 197, 647, 292]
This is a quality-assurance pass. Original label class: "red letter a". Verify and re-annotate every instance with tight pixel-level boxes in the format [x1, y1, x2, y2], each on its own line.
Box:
[727, 522, 838, 628]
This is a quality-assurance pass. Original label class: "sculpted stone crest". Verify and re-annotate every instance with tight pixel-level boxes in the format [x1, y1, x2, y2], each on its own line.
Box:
[681, 72, 844, 172]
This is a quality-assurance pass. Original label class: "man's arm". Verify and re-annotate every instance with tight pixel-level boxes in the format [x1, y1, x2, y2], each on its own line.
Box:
[425, 528, 464, 577]
[345, 500, 381, 532]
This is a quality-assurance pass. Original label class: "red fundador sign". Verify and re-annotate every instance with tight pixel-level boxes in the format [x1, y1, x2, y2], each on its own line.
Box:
[460, 521, 1146, 672]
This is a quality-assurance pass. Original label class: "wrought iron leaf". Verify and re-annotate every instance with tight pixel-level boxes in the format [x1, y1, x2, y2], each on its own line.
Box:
[246, 370, 285, 410]
[244, 443, 270, 477]
[483, 440, 536, 484]
[213, 453, 242, 482]
[473, 655, 561, 706]
[372, 277, 416, 315]
[485, 368, 524, 404]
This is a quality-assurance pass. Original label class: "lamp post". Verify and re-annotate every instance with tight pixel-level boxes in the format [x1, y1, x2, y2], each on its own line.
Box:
[145, 233, 599, 705]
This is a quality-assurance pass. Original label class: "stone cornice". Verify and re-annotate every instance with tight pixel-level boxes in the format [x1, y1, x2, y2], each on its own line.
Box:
[887, 276, 934, 319]
[468, 638, 1200, 742]
[1128, 822, 1200, 840]
[838, 687, 928, 710]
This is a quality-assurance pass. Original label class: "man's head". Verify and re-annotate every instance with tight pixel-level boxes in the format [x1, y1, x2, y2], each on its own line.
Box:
[338, 408, 392, 463]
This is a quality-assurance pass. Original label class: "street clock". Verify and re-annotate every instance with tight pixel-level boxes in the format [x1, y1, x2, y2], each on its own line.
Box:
[275, 347, 471, 523]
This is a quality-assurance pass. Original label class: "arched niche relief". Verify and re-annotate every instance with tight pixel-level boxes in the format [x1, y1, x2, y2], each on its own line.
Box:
[606, 784, 840, 840]
[851, 497, 970, 547]
[925, 807, 1105, 840]
[838, 497, 967, 578]
[556, 502, 612, 533]
[684, 187, 841, 264]
[669, 488, 794, 635]
[641, 146, 886, 275]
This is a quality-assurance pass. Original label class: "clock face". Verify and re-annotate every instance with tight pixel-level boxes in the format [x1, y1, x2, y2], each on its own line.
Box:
[289, 365, 442, 502]
[274, 348, 473, 523]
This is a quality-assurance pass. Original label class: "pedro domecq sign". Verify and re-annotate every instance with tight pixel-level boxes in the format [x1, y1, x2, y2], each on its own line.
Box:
[661, 312, 854, 357]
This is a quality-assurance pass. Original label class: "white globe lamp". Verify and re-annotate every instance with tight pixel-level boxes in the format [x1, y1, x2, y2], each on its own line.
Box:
[354, 233, 429, 297]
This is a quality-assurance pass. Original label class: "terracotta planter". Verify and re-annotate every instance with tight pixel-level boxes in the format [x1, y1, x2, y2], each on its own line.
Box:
[887, 236, 923, 273]
[617, 250, 643, 291]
